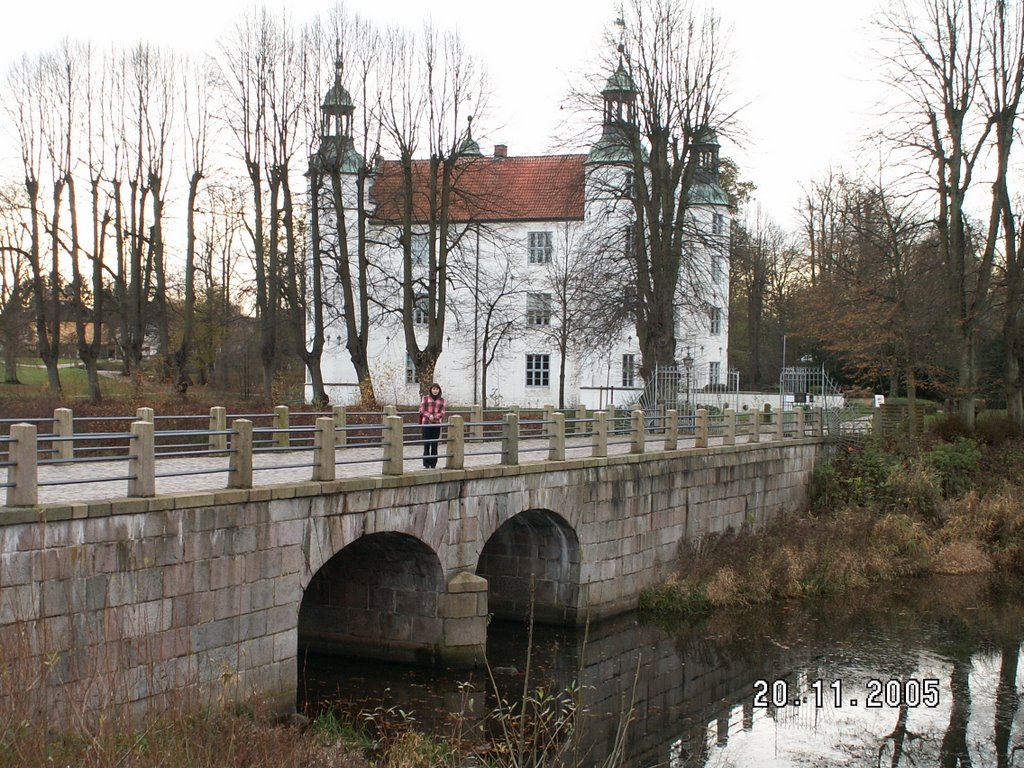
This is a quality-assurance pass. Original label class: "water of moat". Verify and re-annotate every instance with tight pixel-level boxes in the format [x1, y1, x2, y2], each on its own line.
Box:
[299, 574, 1024, 767]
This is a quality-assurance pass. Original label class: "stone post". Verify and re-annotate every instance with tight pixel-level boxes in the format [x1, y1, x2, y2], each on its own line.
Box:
[446, 415, 465, 470]
[53, 408, 73, 461]
[501, 412, 519, 466]
[209, 406, 228, 452]
[440, 572, 488, 667]
[746, 411, 759, 443]
[575, 404, 587, 435]
[136, 407, 154, 423]
[543, 404, 555, 438]
[470, 404, 484, 441]
[814, 407, 824, 437]
[384, 405, 397, 418]
[382, 415, 404, 475]
[548, 412, 565, 461]
[630, 409, 645, 454]
[775, 406, 785, 441]
[695, 409, 709, 449]
[796, 408, 806, 438]
[7, 423, 37, 507]
[593, 411, 608, 458]
[229, 419, 253, 489]
[333, 405, 347, 448]
[664, 409, 678, 451]
[313, 417, 336, 482]
[128, 420, 155, 497]
[274, 405, 289, 448]
[723, 408, 736, 446]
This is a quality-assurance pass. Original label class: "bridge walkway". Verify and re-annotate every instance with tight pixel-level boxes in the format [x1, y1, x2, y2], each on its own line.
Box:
[29, 432, 712, 506]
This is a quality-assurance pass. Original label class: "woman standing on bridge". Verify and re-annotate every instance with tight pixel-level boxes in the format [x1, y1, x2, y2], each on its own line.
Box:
[418, 382, 446, 468]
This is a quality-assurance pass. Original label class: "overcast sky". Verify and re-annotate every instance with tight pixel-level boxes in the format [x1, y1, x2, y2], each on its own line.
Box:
[0, 0, 885, 229]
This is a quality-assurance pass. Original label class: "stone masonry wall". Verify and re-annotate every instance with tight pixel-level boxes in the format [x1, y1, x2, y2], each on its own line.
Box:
[0, 438, 823, 719]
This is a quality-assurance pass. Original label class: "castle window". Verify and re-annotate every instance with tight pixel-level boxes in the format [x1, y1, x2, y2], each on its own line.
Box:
[528, 231, 553, 264]
[412, 295, 429, 326]
[526, 354, 550, 387]
[709, 361, 721, 386]
[411, 233, 429, 266]
[712, 213, 725, 236]
[526, 293, 552, 326]
[622, 354, 636, 388]
[711, 250, 722, 283]
[709, 306, 722, 336]
[405, 353, 418, 384]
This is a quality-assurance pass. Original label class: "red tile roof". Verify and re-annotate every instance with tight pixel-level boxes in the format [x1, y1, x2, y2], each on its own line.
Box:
[371, 154, 586, 224]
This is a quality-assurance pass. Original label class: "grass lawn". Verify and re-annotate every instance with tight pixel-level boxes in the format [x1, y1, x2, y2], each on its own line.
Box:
[2, 364, 135, 398]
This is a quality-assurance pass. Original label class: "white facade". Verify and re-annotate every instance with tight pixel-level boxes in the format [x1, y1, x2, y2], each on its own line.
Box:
[308, 72, 730, 409]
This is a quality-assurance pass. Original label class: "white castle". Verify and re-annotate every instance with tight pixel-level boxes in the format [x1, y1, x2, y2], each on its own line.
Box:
[306, 62, 730, 409]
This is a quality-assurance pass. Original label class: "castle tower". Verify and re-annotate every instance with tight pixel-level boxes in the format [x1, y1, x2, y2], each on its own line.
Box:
[305, 61, 365, 404]
[309, 58, 363, 177]
[584, 60, 642, 229]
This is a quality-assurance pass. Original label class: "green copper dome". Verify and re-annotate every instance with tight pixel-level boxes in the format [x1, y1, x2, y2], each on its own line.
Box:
[602, 61, 637, 100]
[687, 181, 729, 206]
[322, 82, 354, 114]
[308, 136, 363, 175]
[457, 118, 483, 157]
[586, 125, 635, 165]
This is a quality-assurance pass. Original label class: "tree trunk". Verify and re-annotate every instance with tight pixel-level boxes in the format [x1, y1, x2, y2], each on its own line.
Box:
[42, 181, 63, 394]
[175, 170, 202, 394]
[995, 641, 1020, 768]
[2, 341, 18, 384]
[558, 344, 568, 410]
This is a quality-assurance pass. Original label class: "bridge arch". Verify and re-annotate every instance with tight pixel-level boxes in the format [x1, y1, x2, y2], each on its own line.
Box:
[476, 508, 581, 624]
[298, 532, 446, 665]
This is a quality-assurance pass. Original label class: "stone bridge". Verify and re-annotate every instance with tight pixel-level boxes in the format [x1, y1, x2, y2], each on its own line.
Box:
[0, 434, 824, 719]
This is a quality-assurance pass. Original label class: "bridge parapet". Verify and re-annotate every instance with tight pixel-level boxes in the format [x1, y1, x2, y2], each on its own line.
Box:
[2, 405, 824, 509]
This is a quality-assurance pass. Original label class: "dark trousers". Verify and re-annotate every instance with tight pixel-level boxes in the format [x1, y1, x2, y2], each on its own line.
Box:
[422, 424, 441, 467]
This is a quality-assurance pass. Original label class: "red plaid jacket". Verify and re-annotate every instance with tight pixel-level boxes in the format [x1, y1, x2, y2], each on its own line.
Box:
[419, 395, 446, 424]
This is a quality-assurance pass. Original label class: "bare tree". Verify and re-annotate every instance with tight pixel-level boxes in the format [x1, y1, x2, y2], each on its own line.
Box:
[57, 41, 107, 403]
[217, 9, 280, 400]
[374, 23, 489, 393]
[982, 0, 1024, 428]
[537, 221, 609, 408]
[731, 206, 790, 387]
[0, 186, 33, 384]
[878, 0, 1001, 428]
[80, 43, 112, 402]
[172, 56, 212, 394]
[589, 0, 737, 389]
[793, 177, 941, 408]
[306, 9, 386, 406]
[6, 53, 64, 393]
[105, 44, 177, 378]
[447, 230, 524, 408]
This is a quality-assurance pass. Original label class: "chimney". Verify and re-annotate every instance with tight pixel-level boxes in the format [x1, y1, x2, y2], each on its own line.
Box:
[493, 144, 507, 158]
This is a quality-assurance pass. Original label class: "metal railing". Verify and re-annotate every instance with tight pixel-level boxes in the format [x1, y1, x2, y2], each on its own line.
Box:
[0, 403, 826, 508]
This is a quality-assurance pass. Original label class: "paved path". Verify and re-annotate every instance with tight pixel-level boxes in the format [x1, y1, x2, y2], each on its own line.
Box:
[14, 432, 707, 507]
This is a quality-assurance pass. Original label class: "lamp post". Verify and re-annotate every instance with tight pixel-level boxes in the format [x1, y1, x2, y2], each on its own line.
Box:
[683, 348, 694, 417]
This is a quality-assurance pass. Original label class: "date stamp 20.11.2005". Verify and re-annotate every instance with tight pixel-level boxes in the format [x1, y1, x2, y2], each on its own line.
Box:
[753, 678, 941, 709]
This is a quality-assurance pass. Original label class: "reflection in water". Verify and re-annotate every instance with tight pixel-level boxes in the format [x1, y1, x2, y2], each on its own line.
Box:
[300, 575, 1024, 767]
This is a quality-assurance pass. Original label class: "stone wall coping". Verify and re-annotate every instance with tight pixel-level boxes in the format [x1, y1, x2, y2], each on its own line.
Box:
[0, 436, 825, 527]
